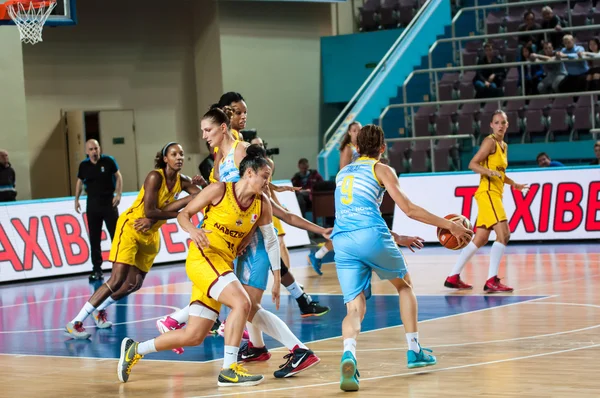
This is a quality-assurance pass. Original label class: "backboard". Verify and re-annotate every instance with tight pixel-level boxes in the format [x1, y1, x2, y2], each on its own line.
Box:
[0, 0, 76, 26]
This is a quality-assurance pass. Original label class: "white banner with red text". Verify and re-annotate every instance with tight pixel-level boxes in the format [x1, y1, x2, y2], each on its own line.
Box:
[392, 168, 600, 242]
[0, 181, 310, 283]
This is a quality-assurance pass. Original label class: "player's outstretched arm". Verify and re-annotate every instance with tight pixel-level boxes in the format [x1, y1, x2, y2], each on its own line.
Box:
[375, 163, 471, 244]
[270, 198, 331, 239]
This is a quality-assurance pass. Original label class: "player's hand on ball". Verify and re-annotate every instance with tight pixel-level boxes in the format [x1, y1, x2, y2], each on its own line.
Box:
[189, 228, 211, 249]
[392, 233, 425, 252]
[448, 221, 473, 247]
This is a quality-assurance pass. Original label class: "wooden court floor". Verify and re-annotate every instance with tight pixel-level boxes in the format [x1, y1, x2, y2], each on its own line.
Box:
[1, 243, 600, 397]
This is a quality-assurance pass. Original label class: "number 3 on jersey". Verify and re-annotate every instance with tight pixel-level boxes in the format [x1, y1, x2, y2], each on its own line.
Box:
[341, 175, 354, 205]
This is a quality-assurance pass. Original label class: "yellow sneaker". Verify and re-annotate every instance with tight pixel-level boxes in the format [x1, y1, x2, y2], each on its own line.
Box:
[217, 363, 264, 387]
[117, 338, 143, 383]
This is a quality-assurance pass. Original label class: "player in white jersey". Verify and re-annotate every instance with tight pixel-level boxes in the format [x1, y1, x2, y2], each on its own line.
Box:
[331, 124, 472, 392]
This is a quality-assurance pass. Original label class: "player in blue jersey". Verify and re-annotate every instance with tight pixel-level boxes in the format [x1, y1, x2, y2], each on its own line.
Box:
[332, 124, 472, 392]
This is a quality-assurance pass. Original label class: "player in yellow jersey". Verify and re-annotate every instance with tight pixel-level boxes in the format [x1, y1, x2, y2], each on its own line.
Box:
[65, 143, 201, 339]
[117, 152, 279, 387]
[445, 110, 528, 293]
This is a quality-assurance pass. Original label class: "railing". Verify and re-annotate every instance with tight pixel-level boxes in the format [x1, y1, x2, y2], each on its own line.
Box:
[379, 91, 600, 143]
[386, 134, 475, 172]
[452, 0, 572, 49]
[321, 0, 433, 147]
[429, 23, 600, 73]
[403, 55, 595, 106]
[589, 129, 600, 140]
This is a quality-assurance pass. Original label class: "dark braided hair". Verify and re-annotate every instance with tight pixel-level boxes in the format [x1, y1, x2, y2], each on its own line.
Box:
[356, 124, 384, 159]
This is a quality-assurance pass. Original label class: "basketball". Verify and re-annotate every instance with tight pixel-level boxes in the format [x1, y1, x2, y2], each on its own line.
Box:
[437, 214, 473, 250]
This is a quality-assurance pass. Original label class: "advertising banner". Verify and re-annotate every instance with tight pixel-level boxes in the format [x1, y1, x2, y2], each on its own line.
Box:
[0, 180, 309, 282]
[392, 168, 600, 242]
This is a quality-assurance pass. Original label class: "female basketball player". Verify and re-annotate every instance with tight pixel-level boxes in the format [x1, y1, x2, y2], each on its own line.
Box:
[65, 142, 200, 339]
[308, 121, 362, 275]
[158, 108, 328, 352]
[118, 152, 285, 386]
[203, 105, 328, 315]
[332, 125, 472, 391]
[444, 110, 528, 292]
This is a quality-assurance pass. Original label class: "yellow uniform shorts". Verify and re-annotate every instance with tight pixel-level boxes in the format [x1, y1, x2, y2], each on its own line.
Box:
[108, 215, 160, 273]
[186, 245, 235, 314]
[475, 191, 507, 229]
[272, 216, 286, 236]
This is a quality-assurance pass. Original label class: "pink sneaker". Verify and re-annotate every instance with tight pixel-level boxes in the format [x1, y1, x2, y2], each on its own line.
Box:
[156, 316, 186, 355]
[217, 320, 250, 341]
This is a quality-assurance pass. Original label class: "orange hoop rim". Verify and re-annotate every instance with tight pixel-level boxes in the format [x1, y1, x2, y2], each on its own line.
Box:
[0, 0, 57, 20]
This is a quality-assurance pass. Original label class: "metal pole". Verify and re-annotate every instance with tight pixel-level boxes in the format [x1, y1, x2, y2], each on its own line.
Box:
[567, 0, 572, 28]
[434, 72, 440, 101]
[411, 106, 416, 137]
[430, 139, 436, 172]
[520, 64, 526, 96]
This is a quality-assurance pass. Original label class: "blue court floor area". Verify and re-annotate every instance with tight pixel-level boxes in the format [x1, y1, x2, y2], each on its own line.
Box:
[0, 262, 544, 362]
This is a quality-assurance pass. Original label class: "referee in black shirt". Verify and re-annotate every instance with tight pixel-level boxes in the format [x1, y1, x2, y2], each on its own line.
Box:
[75, 139, 123, 281]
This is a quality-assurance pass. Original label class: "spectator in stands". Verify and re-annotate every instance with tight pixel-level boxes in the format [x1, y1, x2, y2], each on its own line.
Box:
[531, 41, 567, 94]
[518, 46, 544, 95]
[536, 152, 564, 167]
[541, 6, 566, 50]
[473, 43, 506, 98]
[292, 158, 323, 217]
[591, 141, 600, 165]
[0, 149, 16, 202]
[578, 38, 600, 91]
[198, 141, 214, 182]
[556, 35, 589, 93]
[518, 11, 542, 51]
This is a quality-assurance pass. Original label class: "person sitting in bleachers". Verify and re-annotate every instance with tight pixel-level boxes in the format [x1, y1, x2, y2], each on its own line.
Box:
[473, 43, 506, 99]
[541, 6, 566, 51]
[518, 11, 542, 51]
[578, 38, 600, 91]
[536, 152, 565, 167]
[518, 46, 544, 95]
[556, 34, 589, 93]
[591, 141, 600, 165]
[531, 41, 567, 94]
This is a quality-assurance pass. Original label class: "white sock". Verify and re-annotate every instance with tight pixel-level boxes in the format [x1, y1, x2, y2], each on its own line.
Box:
[170, 305, 190, 324]
[96, 297, 116, 312]
[315, 245, 330, 259]
[488, 242, 506, 279]
[343, 338, 356, 357]
[286, 281, 304, 299]
[223, 345, 239, 369]
[247, 321, 265, 347]
[449, 241, 479, 276]
[71, 302, 96, 324]
[137, 339, 157, 355]
[406, 332, 420, 353]
[252, 308, 307, 350]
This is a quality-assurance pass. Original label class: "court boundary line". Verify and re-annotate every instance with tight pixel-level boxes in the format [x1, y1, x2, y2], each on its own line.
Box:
[0, 294, 554, 363]
[189, 343, 600, 397]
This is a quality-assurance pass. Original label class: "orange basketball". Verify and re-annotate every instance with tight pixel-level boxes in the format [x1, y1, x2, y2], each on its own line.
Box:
[437, 214, 473, 250]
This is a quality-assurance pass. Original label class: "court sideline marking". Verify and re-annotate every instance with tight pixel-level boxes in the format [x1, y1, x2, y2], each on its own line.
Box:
[190, 343, 600, 397]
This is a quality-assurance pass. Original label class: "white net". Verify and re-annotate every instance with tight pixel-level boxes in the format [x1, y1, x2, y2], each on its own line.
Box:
[6, 1, 57, 45]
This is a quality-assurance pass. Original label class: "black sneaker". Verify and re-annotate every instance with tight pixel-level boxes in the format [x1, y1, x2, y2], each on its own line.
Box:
[88, 270, 104, 282]
[208, 318, 221, 335]
[237, 340, 271, 362]
[274, 345, 320, 378]
[297, 294, 330, 318]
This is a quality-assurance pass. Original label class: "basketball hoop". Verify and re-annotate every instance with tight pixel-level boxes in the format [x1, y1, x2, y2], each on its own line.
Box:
[0, 0, 57, 45]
